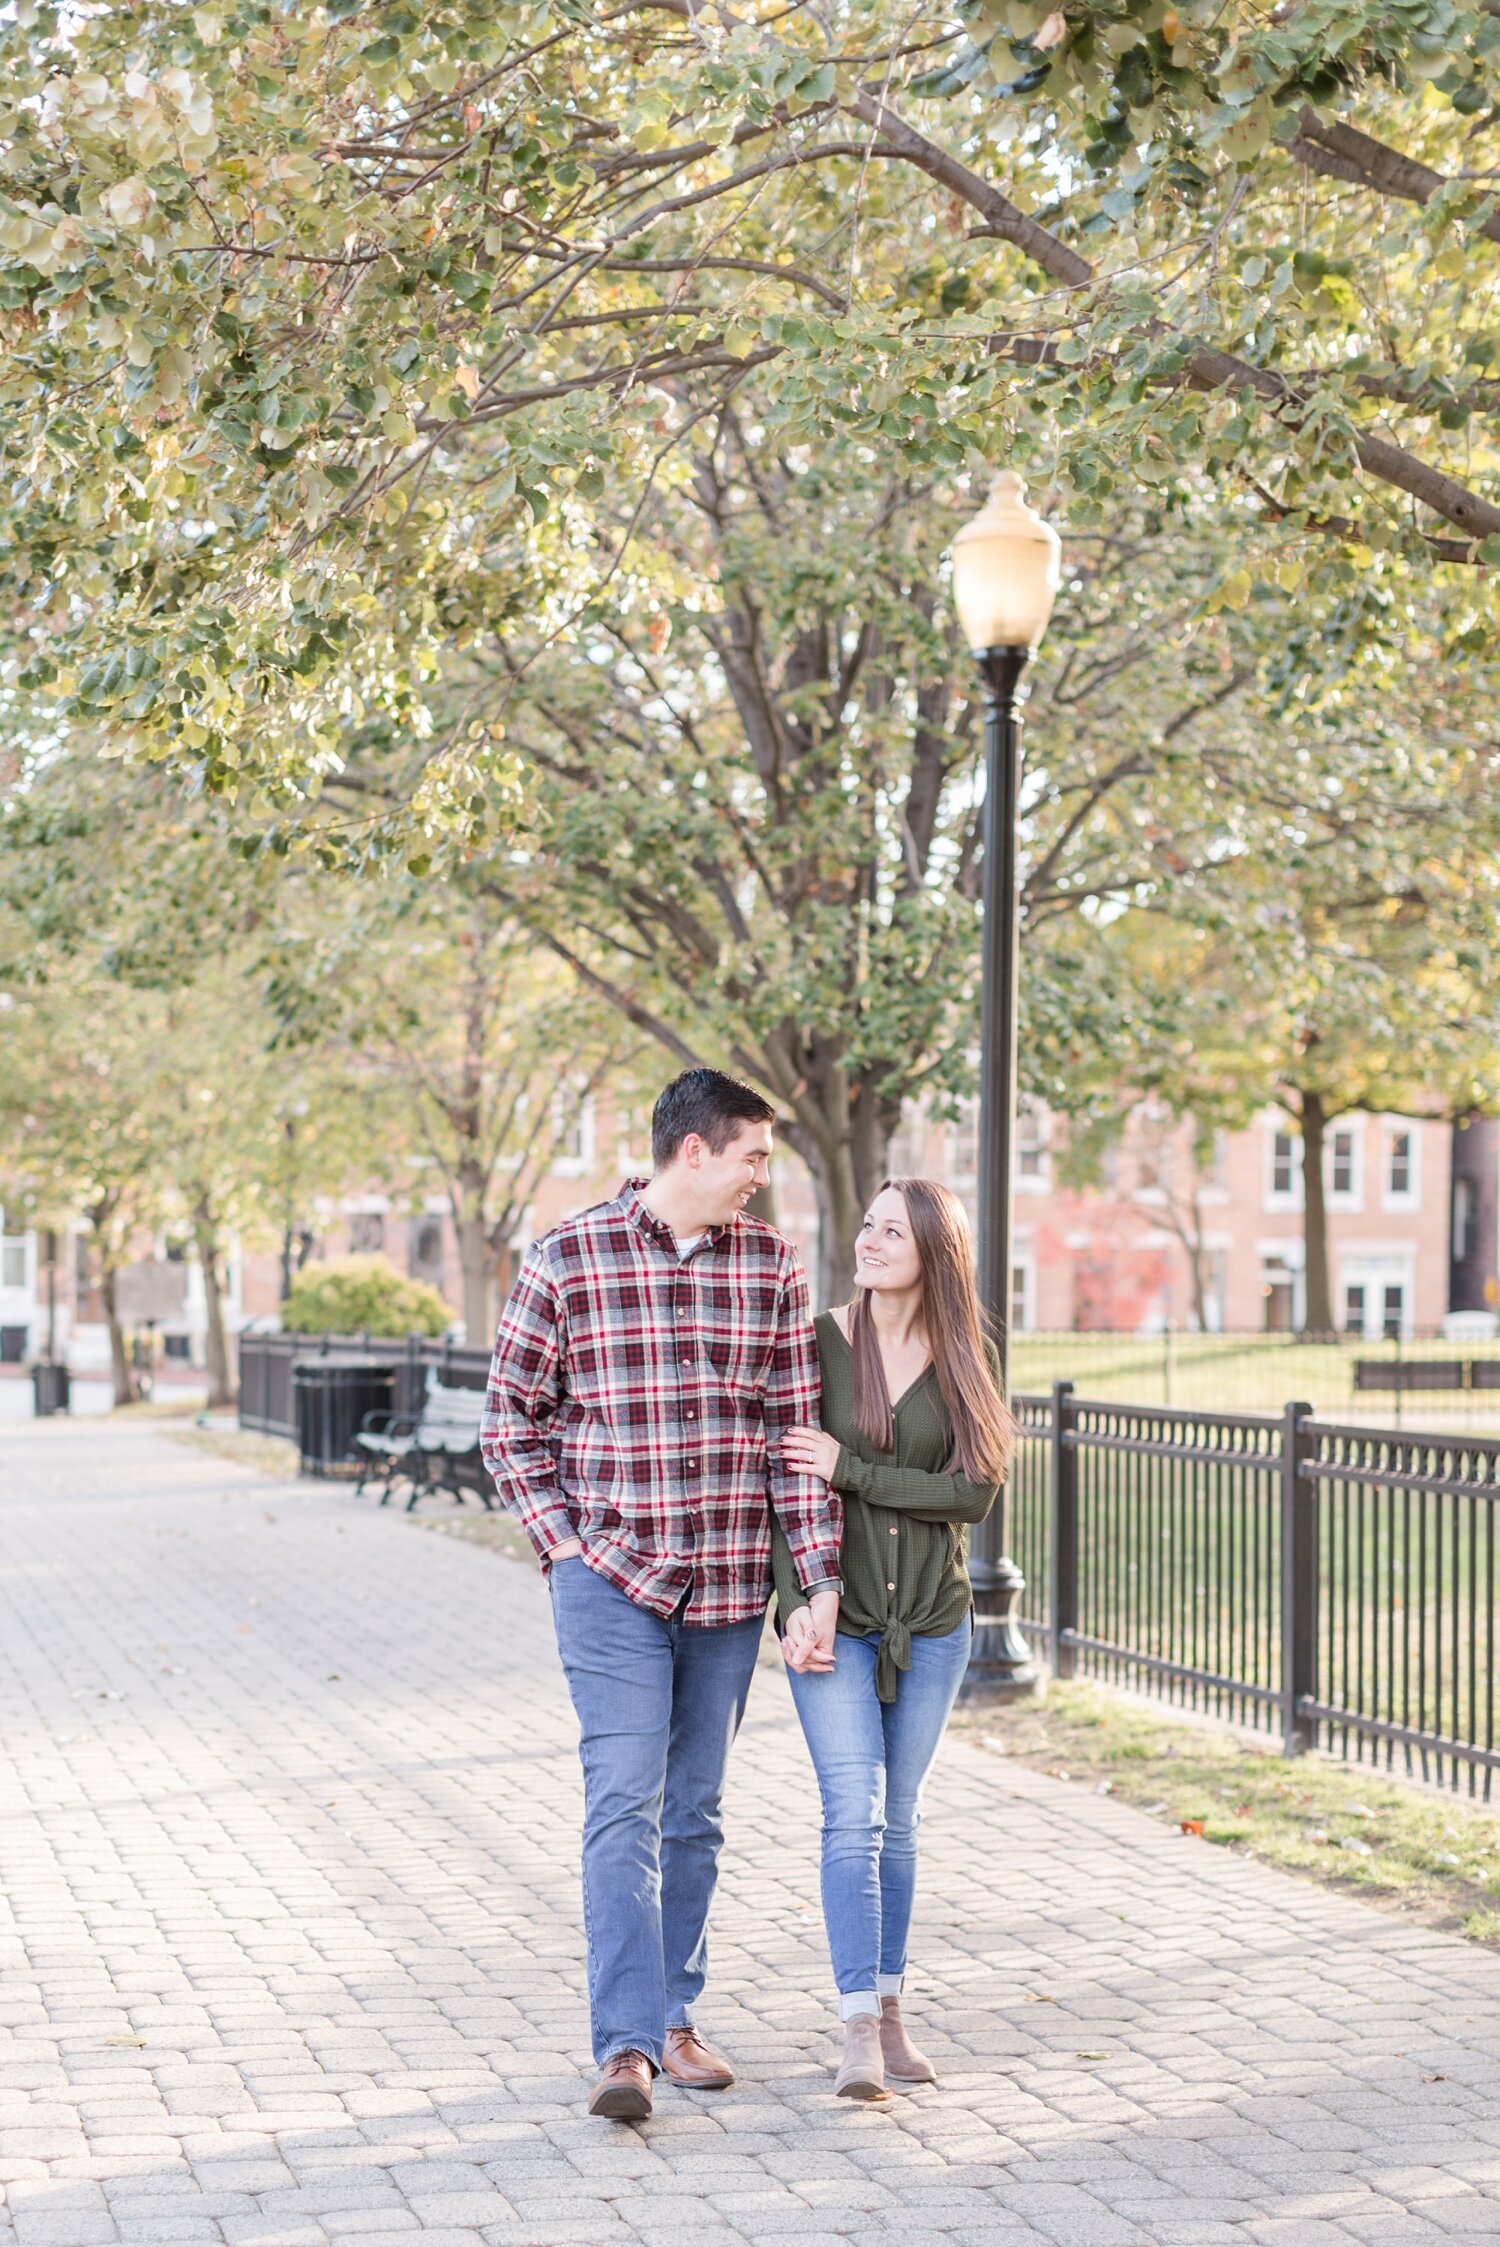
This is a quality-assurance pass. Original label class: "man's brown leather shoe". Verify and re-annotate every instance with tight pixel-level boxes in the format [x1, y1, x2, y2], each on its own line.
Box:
[587, 2049, 654, 2120]
[662, 2026, 735, 2090]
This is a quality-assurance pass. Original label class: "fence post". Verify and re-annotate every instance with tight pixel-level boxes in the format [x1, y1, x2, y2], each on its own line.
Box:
[1281, 1399, 1317, 1756]
[1049, 1380, 1077, 1681]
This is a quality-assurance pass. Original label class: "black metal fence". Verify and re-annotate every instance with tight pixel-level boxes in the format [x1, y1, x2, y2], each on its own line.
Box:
[239, 1332, 491, 1441]
[1010, 1385, 1500, 1796]
[241, 1336, 1499, 1794]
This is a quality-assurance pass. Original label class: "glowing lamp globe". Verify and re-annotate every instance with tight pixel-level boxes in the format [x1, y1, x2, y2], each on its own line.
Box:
[951, 471, 1061, 655]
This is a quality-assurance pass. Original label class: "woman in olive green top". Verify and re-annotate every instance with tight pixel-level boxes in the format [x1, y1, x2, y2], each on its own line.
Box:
[773, 1179, 1013, 2103]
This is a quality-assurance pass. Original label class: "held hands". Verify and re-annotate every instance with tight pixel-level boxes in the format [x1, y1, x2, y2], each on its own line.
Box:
[781, 1425, 841, 1480]
[781, 1586, 839, 1674]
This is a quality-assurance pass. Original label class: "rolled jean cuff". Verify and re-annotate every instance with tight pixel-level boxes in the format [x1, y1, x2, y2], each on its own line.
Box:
[839, 1991, 880, 2021]
[876, 1973, 904, 1996]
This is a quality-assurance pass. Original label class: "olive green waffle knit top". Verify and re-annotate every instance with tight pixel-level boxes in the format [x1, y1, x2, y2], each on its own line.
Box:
[770, 1311, 1002, 1702]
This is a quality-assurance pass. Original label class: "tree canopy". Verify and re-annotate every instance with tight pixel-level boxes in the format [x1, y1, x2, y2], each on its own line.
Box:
[4, 0, 1500, 857]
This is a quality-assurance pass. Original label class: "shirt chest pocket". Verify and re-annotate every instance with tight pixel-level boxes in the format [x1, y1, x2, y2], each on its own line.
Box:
[699, 1279, 780, 1398]
[562, 1275, 659, 1407]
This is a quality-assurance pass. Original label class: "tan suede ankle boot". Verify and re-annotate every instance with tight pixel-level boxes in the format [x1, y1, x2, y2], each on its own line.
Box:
[879, 1995, 936, 2082]
[833, 2012, 888, 2100]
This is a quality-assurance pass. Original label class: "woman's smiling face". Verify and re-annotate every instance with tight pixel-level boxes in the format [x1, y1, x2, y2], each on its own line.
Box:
[854, 1187, 922, 1294]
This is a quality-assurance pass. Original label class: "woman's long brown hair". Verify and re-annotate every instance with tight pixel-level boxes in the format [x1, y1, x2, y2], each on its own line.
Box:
[849, 1177, 1014, 1485]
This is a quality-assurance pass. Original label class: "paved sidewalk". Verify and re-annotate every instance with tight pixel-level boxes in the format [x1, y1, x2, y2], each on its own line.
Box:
[4, 1424, 1500, 2247]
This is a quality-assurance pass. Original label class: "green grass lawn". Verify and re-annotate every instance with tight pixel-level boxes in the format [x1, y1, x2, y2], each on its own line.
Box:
[951, 1679, 1500, 1948]
[1008, 1331, 1500, 1429]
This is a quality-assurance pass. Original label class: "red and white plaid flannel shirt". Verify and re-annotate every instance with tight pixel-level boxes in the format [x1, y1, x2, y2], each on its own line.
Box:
[481, 1179, 840, 1626]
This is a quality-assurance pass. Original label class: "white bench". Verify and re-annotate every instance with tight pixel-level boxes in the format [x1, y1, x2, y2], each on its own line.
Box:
[354, 1377, 492, 1512]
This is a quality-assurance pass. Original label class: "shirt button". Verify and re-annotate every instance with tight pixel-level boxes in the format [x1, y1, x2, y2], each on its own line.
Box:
[686, 1409, 695, 1420]
[886, 1581, 896, 1592]
[889, 1527, 898, 1537]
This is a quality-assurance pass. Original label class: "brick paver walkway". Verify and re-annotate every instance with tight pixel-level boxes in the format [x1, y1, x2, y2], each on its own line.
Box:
[5, 1419, 1500, 2247]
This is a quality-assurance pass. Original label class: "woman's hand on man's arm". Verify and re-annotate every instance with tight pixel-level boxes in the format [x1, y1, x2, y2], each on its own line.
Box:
[781, 1425, 841, 1480]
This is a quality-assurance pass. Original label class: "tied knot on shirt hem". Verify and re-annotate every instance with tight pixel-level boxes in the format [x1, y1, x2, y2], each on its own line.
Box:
[877, 1616, 912, 1703]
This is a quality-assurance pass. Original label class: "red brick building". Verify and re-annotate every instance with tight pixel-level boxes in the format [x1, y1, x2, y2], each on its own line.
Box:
[3, 1098, 1493, 1372]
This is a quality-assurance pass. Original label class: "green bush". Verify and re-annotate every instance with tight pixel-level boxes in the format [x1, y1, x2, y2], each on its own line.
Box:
[281, 1256, 452, 1339]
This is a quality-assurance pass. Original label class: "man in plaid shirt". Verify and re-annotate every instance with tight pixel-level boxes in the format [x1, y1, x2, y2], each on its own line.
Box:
[482, 1068, 842, 2119]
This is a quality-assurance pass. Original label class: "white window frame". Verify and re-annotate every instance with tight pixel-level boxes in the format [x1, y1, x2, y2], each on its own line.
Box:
[551, 1088, 598, 1178]
[1336, 1249, 1417, 1340]
[1010, 1249, 1036, 1333]
[1382, 1123, 1421, 1211]
[1265, 1118, 1303, 1211]
[0, 1233, 29, 1294]
[1014, 1101, 1049, 1194]
[1326, 1118, 1364, 1212]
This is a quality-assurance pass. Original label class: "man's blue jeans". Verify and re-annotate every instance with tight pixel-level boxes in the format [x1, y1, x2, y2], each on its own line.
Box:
[548, 1557, 763, 2070]
[786, 1620, 972, 2014]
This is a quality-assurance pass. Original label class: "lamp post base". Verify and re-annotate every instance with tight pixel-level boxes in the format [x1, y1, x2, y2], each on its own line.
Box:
[960, 1553, 1038, 1699]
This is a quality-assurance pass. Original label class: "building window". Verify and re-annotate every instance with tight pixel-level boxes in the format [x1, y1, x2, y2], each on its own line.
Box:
[552, 1088, 597, 1174]
[1388, 1132, 1412, 1198]
[1010, 1260, 1034, 1333]
[1016, 1103, 1047, 1182]
[1271, 1131, 1298, 1198]
[348, 1212, 385, 1255]
[1, 1238, 25, 1290]
[1382, 1283, 1405, 1339]
[1343, 1283, 1366, 1336]
[1455, 1177, 1476, 1263]
[1330, 1128, 1355, 1198]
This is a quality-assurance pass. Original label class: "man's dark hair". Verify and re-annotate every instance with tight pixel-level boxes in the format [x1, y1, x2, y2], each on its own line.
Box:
[651, 1068, 775, 1168]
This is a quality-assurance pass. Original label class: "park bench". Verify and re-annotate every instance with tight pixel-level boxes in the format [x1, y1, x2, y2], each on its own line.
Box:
[1354, 1358, 1466, 1394]
[353, 1376, 494, 1512]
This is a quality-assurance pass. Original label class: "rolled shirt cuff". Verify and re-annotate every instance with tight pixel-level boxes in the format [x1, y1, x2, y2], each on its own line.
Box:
[802, 1576, 843, 1598]
[517, 1506, 580, 1564]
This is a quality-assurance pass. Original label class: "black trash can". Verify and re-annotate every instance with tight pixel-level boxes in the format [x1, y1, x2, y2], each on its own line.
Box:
[32, 1362, 70, 1417]
[292, 1361, 395, 1479]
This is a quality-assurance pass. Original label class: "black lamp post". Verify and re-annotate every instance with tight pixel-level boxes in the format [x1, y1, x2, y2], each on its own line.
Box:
[951, 471, 1061, 1692]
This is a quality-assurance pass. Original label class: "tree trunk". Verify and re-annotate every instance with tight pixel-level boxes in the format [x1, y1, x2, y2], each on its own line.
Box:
[458, 1210, 497, 1346]
[1184, 1193, 1210, 1332]
[99, 1260, 134, 1409]
[789, 1076, 900, 1308]
[1299, 1089, 1334, 1334]
[806, 1148, 862, 1310]
[192, 1195, 235, 1410]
